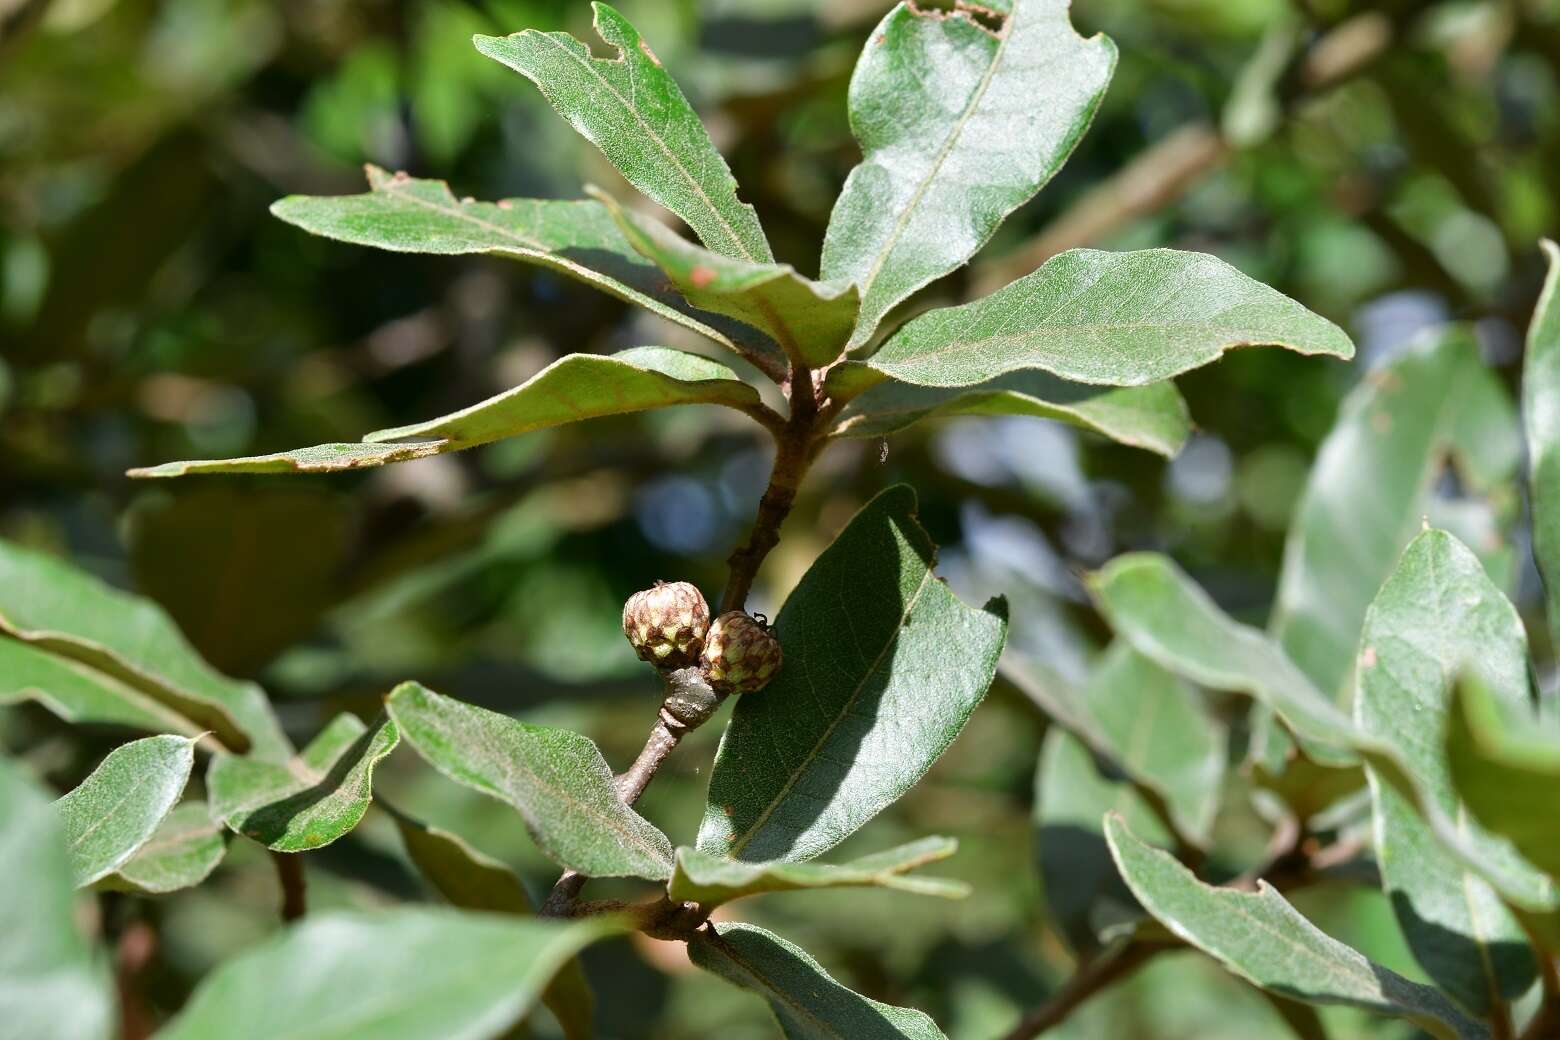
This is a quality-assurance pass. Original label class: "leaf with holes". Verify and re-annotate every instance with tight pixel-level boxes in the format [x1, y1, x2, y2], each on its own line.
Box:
[271, 167, 778, 369]
[1105, 815, 1488, 1040]
[1354, 529, 1536, 1015]
[475, 4, 772, 264]
[54, 734, 195, 886]
[100, 801, 225, 895]
[0, 756, 115, 1040]
[207, 712, 398, 852]
[824, 0, 1114, 347]
[596, 190, 857, 369]
[835, 249, 1352, 391]
[158, 908, 624, 1040]
[669, 837, 967, 908]
[0, 539, 287, 757]
[387, 682, 674, 880]
[132, 348, 764, 478]
[699, 485, 1007, 862]
[829, 373, 1190, 457]
[688, 922, 947, 1039]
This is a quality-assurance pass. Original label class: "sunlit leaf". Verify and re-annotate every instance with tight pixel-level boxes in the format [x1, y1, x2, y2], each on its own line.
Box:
[390, 809, 595, 1040]
[100, 801, 225, 895]
[1524, 240, 1560, 652]
[597, 190, 857, 368]
[271, 166, 773, 363]
[0, 539, 288, 757]
[387, 682, 674, 880]
[699, 486, 1007, 862]
[1087, 553, 1356, 766]
[830, 373, 1190, 458]
[159, 908, 624, 1040]
[669, 837, 967, 908]
[132, 348, 764, 479]
[54, 734, 196, 886]
[1272, 328, 1519, 703]
[1105, 814, 1487, 1040]
[824, 0, 1114, 347]
[475, 3, 773, 263]
[207, 712, 399, 852]
[1354, 529, 1535, 1014]
[838, 249, 1352, 390]
[0, 757, 114, 1040]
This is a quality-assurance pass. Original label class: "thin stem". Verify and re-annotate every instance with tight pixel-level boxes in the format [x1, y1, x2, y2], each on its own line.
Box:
[1001, 942, 1166, 1040]
[1516, 912, 1560, 1040]
[270, 850, 307, 923]
[720, 427, 816, 614]
[542, 668, 724, 917]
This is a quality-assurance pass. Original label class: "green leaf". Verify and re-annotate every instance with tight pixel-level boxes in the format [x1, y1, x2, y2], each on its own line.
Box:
[688, 922, 948, 1039]
[100, 801, 225, 895]
[1076, 643, 1224, 846]
[207, 712, 399, 852]
[596, 190, 858, 368]
[1272, 328, 1519, 703]
[390, 809, 595, 1040]
[1103, 814, 1489, 1040]
[271, 166, 776, 365]
[158, 908, 623, 1040]
[54, 734, 195, 886]
[0, 539, 288, 757]
[668, 837, 968, 908]
[1448, 678, 1560, 884]
[0, 636, 200, 736]
[1355, 530, 1536, 1014]
[823, 0, 1114, 347]
[387, 682, 674, 880]
[839, 248, 1353, 390]
[0, 756, 114, 1040]
[830, 373, 1190, 458]
[1087, 553, 1357, 766]
[699, 486, 1008, 862]
[475, 4, 773, 264]
[132, 347, 764, 479]
[1525, 240, 1560, 652]
[1034, 728, 1166, 954]
[392, 809, 536, 914]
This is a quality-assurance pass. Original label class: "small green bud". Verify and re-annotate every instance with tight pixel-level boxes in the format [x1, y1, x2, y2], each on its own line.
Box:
[701, 611, 782, 694]
[623, 581, 710, 670]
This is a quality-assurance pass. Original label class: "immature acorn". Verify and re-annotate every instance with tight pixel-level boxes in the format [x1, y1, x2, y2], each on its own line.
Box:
[622, 581, 710, 670]
[701, 611, 783, 694]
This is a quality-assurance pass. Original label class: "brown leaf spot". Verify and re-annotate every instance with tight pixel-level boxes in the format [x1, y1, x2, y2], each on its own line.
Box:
[638, 38, 662, 67]
[1360, 646, 1377, 668]
[690, 266, 717, 289]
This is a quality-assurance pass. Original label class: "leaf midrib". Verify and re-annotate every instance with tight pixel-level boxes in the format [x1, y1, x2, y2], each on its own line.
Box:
[532, 31, 764, 264]
[851, 10, 1014, 308]
[405, 704, 670, 872]
[726, 568, 934, 858]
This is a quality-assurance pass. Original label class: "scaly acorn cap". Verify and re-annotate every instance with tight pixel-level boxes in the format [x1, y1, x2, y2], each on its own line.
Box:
[701, 611, 783, 695]
[622, 581, 710, 670]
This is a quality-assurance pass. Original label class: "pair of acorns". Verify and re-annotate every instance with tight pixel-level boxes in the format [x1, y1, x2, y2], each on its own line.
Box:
[621, 581, 782, 695]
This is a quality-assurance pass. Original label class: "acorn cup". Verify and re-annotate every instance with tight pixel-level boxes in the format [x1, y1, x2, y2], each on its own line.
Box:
[622, 581, 710, 670]
[701, 611, 783, 694]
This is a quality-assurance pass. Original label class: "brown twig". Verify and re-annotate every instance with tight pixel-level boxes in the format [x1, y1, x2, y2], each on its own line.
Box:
[270, 850, 307, 923]
[1001, 942, 1168, 1040]
[542, 667, 727, 916]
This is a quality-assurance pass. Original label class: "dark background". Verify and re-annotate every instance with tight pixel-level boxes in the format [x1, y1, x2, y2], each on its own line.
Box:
[3, 0, 1557, 1035]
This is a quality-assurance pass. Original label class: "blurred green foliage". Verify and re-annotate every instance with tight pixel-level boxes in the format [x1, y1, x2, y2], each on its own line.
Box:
[3, 0, 1559, 1036]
